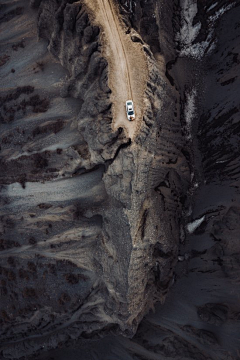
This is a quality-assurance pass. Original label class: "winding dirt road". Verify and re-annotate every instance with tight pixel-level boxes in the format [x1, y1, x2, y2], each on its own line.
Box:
[83, 0, 148, 139]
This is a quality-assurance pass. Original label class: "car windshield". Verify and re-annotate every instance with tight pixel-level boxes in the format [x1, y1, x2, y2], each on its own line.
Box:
[127, 102, 132, 105]
[128, 111, 134, 115]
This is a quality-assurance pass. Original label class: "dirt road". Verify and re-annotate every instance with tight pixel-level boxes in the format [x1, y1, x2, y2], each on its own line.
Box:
[83, 0, 148, 139]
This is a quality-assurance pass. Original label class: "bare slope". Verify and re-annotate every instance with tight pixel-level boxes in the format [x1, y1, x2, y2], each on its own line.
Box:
[83, 0, 148, 139]
[0, 0, 190, 357]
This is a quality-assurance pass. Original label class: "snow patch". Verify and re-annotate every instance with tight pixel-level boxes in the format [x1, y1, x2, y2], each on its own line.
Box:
[186, 215, 205, 233]
[184, 88, 197, 139]
[216, 159, 228, 164]
[177, 0, 236, 59]
[180, 30, 214, 59]
[209, 3, 235, 23]
[207, 2, 218, 12]
[176, 0, 201, 48]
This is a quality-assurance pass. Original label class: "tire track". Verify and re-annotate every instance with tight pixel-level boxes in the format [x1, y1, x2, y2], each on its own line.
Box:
[84, 0, 148, 138]
[99, 0, 132, 100]
[103, 0, 133, 100]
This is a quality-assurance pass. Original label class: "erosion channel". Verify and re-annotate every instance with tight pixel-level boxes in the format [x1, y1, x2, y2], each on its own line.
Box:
[0, 0, 240, 359]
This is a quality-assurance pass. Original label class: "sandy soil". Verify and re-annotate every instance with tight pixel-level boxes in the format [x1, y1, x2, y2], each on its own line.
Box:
[83, 0, 148, 139]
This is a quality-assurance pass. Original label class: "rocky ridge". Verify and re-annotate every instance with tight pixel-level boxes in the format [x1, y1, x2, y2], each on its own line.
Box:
[0, 0, 240, 359]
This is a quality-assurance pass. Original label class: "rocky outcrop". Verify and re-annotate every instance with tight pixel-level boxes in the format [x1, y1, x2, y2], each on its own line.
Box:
[0, 0, 190, 357]
[0, 0, 240, 359]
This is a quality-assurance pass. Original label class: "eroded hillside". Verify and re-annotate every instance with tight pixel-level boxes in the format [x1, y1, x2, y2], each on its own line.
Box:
[0, 1, 240, 359]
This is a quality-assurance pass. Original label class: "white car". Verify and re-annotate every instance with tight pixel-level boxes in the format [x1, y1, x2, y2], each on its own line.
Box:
[126, 100, 135, 121]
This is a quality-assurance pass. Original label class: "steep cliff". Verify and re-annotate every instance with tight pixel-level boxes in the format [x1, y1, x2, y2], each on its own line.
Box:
[0, 0, 239, 359]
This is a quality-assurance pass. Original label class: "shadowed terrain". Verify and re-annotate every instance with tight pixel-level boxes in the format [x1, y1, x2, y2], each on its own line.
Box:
[0, 0, 240, 359]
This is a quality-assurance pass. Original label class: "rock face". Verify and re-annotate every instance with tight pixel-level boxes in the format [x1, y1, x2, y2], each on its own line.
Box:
[0, 0, 240, 359]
